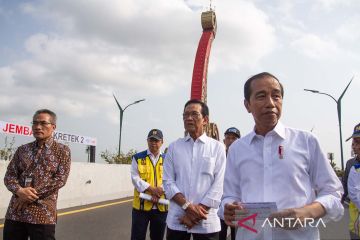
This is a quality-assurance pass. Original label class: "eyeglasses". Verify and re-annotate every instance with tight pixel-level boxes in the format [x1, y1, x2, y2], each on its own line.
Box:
[31, 121, 53, 126]
[182, 111, 202, 120]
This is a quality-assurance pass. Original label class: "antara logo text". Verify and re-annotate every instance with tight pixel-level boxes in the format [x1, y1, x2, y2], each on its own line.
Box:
[237, 214, 326, 233]
[261, 218, 326, 228]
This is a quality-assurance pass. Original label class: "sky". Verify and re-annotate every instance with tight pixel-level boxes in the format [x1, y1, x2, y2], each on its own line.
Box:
[0, 0, 359, 168]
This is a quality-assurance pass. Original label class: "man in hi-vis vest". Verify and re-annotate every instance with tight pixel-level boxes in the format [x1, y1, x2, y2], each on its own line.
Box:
[130, 129, 168, 240]
[346, 123, 360, 239]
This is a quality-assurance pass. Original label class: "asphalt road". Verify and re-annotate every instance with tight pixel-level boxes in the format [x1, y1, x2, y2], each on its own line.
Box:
[0, 198, 351, 240]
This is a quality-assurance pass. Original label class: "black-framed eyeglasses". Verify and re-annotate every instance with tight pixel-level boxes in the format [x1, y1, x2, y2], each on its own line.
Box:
[31, 121, 53, 126]
[182, 112, 202, 120]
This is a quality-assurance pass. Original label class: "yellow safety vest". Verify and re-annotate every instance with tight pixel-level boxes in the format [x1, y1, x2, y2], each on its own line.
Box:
[349, 201, 360, 235]
[132, 151, 168, 212]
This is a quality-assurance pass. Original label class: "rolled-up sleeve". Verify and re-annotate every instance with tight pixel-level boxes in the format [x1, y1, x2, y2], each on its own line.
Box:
[309, 135, 344, 222]
[163, 143, 181, 199]
[201, 144, 226, 209]
[348, 166, 360, 210]
[130, 156, 150, 193]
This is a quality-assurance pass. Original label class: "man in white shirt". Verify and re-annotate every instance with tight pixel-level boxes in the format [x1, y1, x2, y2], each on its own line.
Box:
[346, 123, 360, 239]
[163, 99, 226, 240]
[222, 72, 344, 239]
[130, 129, 167, 240]
[348, 163, 360, 239]
[219, 127, 241, 240]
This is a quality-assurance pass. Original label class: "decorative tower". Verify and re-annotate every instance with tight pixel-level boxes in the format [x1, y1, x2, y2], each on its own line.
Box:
[190, 5, 219, 140]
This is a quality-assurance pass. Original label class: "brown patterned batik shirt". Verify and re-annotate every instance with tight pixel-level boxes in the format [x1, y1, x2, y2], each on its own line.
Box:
[4, 137, 71, 224]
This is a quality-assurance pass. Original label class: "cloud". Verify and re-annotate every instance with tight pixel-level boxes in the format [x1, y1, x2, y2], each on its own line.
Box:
[314, 0, 356, 10]
[212, 1, 276, 69]
[291, 34, 339, 59]
[1, 0, 276, 122]
[184, 0, 206, 11]
[22, 0, 276, 69]
[258, 0, 359, 63]
[0, 66, 15, 87]
[336, 16, 360, 43]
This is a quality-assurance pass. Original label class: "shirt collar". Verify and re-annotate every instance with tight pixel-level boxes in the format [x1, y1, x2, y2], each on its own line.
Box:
[35, 137, 54, 149]
[198, 132, 208, 143]
[247, 131, 257, 145]
[247, 121, 286, 144]
[147, 149, 161, 158]
[273, 121, 286, 139]
[185, 132, 208, 143]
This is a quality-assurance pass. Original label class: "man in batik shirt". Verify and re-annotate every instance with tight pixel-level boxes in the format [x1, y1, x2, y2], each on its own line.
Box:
[3, 109, 71, 240]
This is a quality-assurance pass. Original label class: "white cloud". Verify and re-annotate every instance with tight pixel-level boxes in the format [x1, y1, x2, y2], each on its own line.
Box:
[291, 34, 339, 59]
[0, 95, 16, 110]
[336, 16, 360, 43]
[1, 0, 276, 123]
[314, 0, 355, 10]
[212, 1, 276, 69]
[0, 66, 15, 87]
[22, 0, 275, 69]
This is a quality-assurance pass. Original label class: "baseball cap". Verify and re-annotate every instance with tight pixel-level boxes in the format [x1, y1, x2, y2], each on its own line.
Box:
[147, 129, 163, 140]
[224, 127, 241, 138]
[346, 123, 360, 142]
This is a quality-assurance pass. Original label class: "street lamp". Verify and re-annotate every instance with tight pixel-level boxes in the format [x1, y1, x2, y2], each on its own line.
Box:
[113, 95, 145, 156]
[304, 77, 353, 170]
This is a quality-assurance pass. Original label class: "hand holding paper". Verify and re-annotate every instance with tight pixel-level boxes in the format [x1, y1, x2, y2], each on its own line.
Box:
[139, 193, 169, 205]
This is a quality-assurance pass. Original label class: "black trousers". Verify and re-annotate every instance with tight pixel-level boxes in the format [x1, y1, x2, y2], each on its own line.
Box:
[350, 231, 360, 240]
[166, 227, 219, 240]
[3, 219, 56, 240]
[131, 208, 167, 240]
[219, 219, 235, 240]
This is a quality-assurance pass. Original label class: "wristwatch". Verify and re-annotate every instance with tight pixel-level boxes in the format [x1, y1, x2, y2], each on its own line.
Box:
[181, 201, 191, 211]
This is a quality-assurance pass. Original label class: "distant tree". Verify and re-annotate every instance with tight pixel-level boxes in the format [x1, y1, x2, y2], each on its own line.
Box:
[328, 153, 344, 177]
[101, 149, 137, 164]
[0, 136, 16, 161]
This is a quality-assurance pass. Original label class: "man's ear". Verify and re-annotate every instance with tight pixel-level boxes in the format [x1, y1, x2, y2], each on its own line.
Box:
[244, 99, 251, 113]
[52, 124, 57, 131]
[203, 115, 209, 125]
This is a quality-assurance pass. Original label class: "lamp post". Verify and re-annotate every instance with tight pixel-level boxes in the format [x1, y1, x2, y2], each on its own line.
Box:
[304, 77, 353, 171]
[113, 95, 145, 156]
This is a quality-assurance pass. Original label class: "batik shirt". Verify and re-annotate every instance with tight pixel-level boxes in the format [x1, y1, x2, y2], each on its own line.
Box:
[4, 138, 71, 224]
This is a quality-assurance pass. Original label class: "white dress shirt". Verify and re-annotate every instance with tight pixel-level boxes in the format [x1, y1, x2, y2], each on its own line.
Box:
[348, 165, 360, 209]
[163, 133, 226, 233]
[131, 149, 162, 193]
[221, 122, 344, 240]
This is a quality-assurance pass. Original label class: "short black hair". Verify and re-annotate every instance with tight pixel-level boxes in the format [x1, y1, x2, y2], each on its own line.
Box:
[184, 99, 209, 117]
[244, 72, 284, 101]
[33, 109, 57, 124]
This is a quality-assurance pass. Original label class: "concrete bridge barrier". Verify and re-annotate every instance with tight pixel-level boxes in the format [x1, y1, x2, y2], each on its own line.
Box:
[0, 161, 133, 218]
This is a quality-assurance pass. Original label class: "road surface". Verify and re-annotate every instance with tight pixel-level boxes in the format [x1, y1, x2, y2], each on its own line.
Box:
[0, 198, 351, 240]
